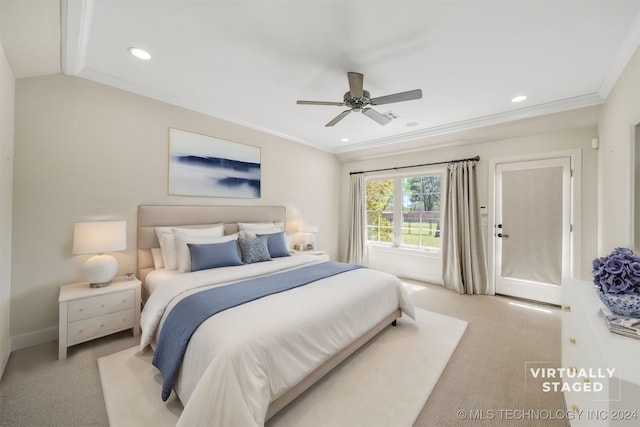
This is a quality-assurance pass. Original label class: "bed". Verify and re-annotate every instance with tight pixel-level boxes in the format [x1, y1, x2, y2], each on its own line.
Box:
[137, 205, 415, 427]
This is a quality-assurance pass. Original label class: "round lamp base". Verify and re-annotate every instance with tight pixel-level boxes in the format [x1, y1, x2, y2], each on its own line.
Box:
[82, 254, 118, 287]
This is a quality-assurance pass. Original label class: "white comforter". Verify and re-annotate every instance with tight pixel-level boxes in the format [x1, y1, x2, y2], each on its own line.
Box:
[140, 255, 415, 427]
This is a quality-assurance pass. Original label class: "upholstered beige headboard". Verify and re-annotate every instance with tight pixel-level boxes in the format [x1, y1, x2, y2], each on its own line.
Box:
[137, 205, 286, 283]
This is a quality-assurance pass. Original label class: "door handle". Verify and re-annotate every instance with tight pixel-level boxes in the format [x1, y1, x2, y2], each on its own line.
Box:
[497, 233, 509, 238]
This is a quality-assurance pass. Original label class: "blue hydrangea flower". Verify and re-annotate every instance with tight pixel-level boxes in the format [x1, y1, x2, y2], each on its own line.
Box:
[593, 248, 640, 295]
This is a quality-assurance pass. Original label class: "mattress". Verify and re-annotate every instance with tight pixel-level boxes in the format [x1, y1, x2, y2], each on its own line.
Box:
[140, 254, 415, 426]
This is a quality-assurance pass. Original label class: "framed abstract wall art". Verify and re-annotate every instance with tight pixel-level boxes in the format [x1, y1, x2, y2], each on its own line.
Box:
[169, 128, 261, 198]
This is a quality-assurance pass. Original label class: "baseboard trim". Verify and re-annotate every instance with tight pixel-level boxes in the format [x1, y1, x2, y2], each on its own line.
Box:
[0, 344, 9, 381]
[398, 273, 443, 286]
[11, 326, 58, 352]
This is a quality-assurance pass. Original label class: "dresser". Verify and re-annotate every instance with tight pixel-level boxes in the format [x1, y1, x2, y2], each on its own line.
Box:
[562, 278, 640, 426]
[58, 277, 141, 359]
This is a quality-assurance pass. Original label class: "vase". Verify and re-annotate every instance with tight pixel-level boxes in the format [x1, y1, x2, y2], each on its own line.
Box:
[597, 290, 640, 317]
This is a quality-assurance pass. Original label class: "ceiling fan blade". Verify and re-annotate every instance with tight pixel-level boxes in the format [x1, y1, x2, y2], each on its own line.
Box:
[325, 110, 352, 127]
[347, 72, 364, 98]
[362, 108, 391, 125]
[370, 89, 422, 106]
[297, 100, 344, 106]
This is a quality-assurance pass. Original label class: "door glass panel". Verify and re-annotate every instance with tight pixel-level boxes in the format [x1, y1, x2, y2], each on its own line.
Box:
[501, 167, 563, 285]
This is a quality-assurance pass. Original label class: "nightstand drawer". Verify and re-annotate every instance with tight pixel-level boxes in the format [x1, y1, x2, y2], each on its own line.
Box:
[67, 308, 135, 346]
[67, 289, 135, 322]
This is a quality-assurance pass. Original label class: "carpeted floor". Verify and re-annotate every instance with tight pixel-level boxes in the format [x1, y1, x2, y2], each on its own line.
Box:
[408, 281, 565, 427]
[98, 308, 466, 427]
[0, 281, 564, 427]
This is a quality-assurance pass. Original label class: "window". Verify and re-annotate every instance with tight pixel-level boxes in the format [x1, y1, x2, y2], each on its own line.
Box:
[366, 179, 394, 244]
[366, 172, 443, 250]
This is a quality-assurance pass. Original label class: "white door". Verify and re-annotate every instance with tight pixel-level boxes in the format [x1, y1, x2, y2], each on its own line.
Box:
[494, 157, 571, 305]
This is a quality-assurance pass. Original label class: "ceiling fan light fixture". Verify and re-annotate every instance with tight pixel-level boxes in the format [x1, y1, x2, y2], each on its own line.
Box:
[511, 95, 527, 103]
[298, 72, 421, 127]
[128, 47, 151, 61]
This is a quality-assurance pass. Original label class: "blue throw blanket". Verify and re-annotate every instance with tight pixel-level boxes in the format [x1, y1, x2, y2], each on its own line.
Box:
[152, 261, 362, 401]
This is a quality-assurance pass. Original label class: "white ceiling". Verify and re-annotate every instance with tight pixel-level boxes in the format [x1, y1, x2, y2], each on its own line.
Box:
[3, 1, 640, 154]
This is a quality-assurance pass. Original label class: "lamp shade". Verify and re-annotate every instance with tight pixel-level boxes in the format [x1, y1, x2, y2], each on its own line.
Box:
[299, 225, 319, 233]
[300, 224, 318, 250]
[73, 221, 126, 255]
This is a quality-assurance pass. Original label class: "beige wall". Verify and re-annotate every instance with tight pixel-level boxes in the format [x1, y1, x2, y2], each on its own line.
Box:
[336, 45, 640, 286]
[339, 122, 599, 284]
[597, 46, 640, 253]
[11, 74, 340, 346]
[8, 45, 639, 350]
[0, 9, 15, 376]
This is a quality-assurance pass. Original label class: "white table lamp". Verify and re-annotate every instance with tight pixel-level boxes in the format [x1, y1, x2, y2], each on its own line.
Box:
[300, 225, 318, 251]
[73, 221, 126, 287]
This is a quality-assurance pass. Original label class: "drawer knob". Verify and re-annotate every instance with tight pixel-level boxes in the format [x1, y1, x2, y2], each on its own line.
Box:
[100, 324, 104, 328]
[570, 366, 577, 374]
[79, 308, 84, 312]
[572, 404, 579, 412]
[569, 337, 576, 344]
[584, 378, 590, 383]
[79, 330, 83, 333]
[101, 304, 105, 308]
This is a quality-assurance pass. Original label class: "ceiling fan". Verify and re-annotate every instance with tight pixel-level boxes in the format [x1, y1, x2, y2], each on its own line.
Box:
[297, 72, 422, 127]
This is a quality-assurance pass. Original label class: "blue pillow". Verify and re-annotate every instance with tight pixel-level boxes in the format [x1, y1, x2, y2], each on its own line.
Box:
[256, 232, 291, 258]
[188, 240, 243, 272]
[238, 236, 272, 264]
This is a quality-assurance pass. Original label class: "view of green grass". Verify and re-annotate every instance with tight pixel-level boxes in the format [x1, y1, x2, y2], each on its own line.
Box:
[402, 221, 440, 248]
[368, 220, 441, 249]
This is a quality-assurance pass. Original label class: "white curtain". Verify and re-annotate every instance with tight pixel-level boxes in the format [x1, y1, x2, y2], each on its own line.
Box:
[441, 160, 488, 294]
[346, 173, 368, 265]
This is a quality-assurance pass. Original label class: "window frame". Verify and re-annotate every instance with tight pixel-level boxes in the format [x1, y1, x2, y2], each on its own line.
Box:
[365, 166, 445, 252]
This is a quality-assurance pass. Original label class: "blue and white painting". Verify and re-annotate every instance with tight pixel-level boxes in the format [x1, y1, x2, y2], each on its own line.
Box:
[169, 128, 261, 198]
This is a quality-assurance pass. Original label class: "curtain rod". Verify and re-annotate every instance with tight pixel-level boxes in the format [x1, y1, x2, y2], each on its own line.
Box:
[349, 155, 480, 175]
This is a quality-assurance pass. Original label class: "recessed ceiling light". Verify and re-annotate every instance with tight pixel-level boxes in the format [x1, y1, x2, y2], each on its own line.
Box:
[406, 121, 418, 127]
[128, 47, 151, 61]
[341, 138, 350, 142]
[511, 95, 527, 103]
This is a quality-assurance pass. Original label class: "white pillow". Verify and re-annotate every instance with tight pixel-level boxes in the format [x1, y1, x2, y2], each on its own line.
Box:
[237, 222, 283, 231]
[151, 248, 165, 269]
[158, 233, 179, 270]
[243, 227, 283, 239]
[174, 231, 238, 273]
[155, 224, 225, 270]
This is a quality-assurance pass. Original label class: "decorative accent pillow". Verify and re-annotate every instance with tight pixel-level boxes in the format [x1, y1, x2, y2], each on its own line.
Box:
[188, 240, 243, 272]
[256, 232, 291, 258]
[174, 232, 238, 273]
[238, 237, 272, 264]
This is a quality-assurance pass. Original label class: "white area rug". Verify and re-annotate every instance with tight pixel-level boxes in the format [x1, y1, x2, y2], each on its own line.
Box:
[98, 308, 467, 427]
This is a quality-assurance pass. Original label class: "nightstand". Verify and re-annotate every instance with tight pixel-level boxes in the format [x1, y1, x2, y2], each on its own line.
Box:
[58, 276, 141, 360]
[292, 250, 329, 261]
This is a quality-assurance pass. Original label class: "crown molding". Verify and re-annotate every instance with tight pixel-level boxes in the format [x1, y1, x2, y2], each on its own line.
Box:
[333, 93, 604, 154]
[75, 66, 334, 153]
